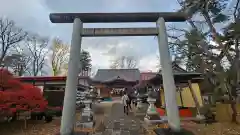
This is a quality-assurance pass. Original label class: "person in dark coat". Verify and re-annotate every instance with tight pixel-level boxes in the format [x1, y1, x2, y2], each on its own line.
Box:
[127, 93, 132, 110]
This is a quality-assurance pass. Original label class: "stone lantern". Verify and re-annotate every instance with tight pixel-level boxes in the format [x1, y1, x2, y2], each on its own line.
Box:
[134, 87, 148, 119]
[144, 86, 160, 121]
[78, 91, 92, 122]
[75, 89, 97, 129]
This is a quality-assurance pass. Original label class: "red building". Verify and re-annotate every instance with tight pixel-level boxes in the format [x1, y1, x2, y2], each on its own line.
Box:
[134, 72, 157, 88]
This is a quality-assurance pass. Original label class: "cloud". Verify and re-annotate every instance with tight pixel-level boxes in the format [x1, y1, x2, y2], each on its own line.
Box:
[0, 0, 182, 73]
[0, 0, 53, 36]
[139, 50, 159, 72]
[82, 36, 159, 70]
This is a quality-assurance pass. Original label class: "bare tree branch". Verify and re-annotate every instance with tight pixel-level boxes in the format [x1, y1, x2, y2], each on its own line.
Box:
[23, 34, 49, 76]
[110, 56, 138, 69]
[50, 38, 70, 76]
[0, 18, 27, 66]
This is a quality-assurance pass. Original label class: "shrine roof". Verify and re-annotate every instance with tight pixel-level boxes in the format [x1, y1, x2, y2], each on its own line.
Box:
[157, 62, 202, 75]
[92, 69, 140, 83]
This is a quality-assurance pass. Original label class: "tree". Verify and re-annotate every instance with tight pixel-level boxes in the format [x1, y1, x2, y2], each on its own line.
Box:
[219, 1, 240, 122]
[50, 38, 69, 76]
[3, 54, 30, 76]
[24, 34, 49, 76]
[0, 18, 27, 66]
[170, 0, 240, 122]
[79, 50, 91, 74]
[62, 50, 92, 76]
[110, 56, 138, 69]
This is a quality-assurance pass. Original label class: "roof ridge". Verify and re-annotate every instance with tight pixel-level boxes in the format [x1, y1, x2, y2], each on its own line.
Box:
[93, 68, 141, 82]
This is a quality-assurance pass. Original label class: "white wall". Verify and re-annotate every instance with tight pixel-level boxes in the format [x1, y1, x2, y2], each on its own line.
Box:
[31, 78, 89, 86]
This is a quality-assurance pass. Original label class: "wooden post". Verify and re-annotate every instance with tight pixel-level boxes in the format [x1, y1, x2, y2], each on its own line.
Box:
[179, 89, 184, 107]
[187, 80, 201, 115]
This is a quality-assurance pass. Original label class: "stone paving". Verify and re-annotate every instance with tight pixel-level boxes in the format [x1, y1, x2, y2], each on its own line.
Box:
[94, 102, 145, 135]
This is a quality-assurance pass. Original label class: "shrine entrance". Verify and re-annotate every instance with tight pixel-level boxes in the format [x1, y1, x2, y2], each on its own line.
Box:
[49, 12, 187, 134]
[91, 69, 141, 98]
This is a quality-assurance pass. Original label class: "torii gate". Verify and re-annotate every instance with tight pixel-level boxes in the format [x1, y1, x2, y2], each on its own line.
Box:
[49, 12, 187, 135]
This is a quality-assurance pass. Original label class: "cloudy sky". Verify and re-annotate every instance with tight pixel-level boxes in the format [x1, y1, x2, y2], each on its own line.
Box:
[0, 0, 187, 73]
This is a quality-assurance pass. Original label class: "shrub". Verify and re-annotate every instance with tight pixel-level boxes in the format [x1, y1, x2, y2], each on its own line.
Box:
[0, 69, 49, 121]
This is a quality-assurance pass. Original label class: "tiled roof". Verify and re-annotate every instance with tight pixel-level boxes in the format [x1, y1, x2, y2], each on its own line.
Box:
[92, 69, 141, 82]
[158, 62, 201, 75]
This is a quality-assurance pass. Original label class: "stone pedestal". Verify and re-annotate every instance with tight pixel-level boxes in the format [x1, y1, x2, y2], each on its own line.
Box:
[134, 101, 148, 120]
[144, 98, 160, 121]
[82, 99, 93, 122]
[154, 128, 195, 135]
[134, 93, 148, 120]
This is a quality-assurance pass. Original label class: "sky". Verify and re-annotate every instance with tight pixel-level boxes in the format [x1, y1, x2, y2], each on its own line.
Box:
[0, 0, 186, 74]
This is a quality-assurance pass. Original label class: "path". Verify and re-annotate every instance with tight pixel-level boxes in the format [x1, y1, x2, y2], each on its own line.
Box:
[94, 102, 144, 135]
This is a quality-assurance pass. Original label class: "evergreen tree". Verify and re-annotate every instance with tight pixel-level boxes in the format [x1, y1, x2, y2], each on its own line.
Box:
[80, 50, 92, 72]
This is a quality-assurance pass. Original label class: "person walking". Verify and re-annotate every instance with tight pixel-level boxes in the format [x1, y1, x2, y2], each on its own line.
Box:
[122, 91, 129, 115]
[127, 93, 132, 111]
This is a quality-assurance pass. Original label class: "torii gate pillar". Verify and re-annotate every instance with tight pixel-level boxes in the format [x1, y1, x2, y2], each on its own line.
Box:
[157, 17, 180, 130]
[60, 18, 83, 135]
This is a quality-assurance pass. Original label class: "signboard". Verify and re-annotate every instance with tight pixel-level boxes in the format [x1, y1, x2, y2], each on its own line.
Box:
[82, 28, 158, 37]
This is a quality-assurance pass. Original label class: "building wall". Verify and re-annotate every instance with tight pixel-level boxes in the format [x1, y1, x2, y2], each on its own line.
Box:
[18, 77, 89, 107]
[100, 88, 111, 97]
[160, 83, 203, 108]
[44, 91, 64, 106]
[94, 84, 111, 97]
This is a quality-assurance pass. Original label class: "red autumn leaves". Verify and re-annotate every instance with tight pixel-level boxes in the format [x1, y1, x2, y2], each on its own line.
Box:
[0, 69, 48, 116]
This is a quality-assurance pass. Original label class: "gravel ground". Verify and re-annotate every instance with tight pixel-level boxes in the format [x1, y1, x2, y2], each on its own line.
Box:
[0, 102, 114, 135]
[0, 101, 239, 135]
[195, 123, 240, 135]
[0, 118, 61, 135]
[1, 119, 239, 135]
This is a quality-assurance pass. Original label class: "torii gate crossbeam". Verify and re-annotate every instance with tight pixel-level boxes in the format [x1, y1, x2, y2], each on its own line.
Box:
[49, 12, 187, 135]
[50, 12, 186, 23]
